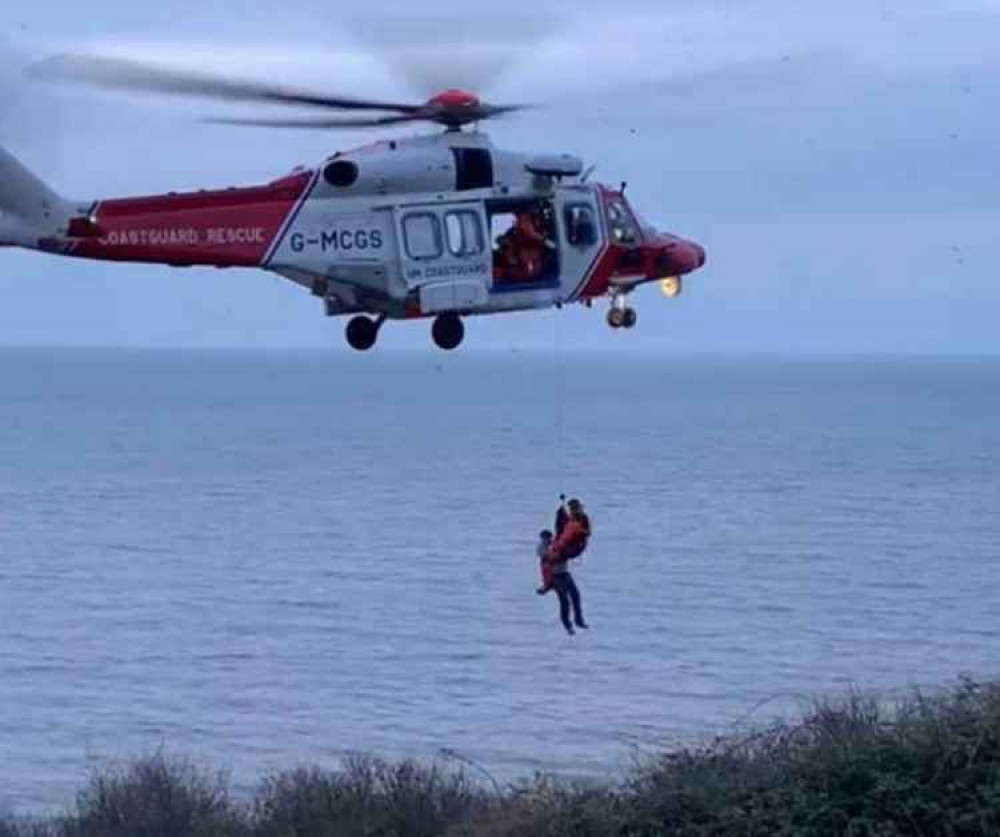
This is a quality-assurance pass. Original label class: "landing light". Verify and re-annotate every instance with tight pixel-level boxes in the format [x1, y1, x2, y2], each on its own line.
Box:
[661, 276, 683, 298]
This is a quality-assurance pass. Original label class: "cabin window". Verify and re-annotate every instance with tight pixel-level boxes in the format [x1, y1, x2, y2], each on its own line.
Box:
[453, 148, 494, 191]
[403, 213, 442, 260]
[445, 211, 484, 257]
[564, 204, 598, 247]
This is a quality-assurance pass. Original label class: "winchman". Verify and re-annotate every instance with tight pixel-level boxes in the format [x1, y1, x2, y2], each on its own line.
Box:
[496, 208, 550, 282]
[538, 497, 591, 635]
[511, 209, 548, 279]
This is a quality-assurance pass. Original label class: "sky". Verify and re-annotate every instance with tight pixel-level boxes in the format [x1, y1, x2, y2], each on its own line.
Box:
[0, 0, 997, 352]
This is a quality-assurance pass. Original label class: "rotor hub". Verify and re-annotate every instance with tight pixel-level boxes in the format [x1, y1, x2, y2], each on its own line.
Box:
[427, 89, 482, 110]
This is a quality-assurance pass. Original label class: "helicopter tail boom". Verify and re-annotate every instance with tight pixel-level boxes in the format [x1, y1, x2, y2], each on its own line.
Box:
[48, 170, 315, 267]
[0, 146, 75, 247]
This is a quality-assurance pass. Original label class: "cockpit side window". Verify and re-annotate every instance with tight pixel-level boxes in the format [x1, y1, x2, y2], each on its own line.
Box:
[606, 199, 641, 247]
[632, 210, 659, 240]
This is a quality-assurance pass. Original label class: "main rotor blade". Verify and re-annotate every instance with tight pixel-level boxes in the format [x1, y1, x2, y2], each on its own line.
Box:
[208, 103, 527, 130]
[206, 113, 425, 129]
[478, 104, 531, 118]
[347, 13, 563, 99]
[29, 54, 424, 114]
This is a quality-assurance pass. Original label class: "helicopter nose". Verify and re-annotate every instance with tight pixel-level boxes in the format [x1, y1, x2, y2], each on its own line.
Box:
[659, 238, 706, 276]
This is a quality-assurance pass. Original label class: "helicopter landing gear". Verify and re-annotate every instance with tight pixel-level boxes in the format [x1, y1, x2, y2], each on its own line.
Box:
[432, 313, 465, 350]
[345, 315, 383, 351]
[607, 293, 637, 330]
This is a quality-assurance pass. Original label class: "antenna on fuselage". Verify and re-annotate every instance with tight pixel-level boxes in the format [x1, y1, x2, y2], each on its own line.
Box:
[581, 164, 596, 183]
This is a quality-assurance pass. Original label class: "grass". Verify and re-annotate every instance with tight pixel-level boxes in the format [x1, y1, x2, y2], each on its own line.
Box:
[3, 678, 999, 836]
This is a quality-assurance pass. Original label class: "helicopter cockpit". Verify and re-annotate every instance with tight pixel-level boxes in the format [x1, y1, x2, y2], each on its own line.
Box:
[604, 195, 644, 248]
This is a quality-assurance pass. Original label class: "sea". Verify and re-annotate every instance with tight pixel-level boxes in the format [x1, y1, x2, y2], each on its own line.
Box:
[1, 349, 998, 813]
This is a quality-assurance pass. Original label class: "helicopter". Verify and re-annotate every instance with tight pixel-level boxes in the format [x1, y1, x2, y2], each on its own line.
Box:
[0, 54, 706, 351]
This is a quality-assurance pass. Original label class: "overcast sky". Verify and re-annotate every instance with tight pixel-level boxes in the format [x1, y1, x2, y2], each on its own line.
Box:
[0, 0, 997, 352]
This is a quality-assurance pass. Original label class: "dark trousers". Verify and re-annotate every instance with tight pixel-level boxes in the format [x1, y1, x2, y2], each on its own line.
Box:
[553, 573, 584, 630]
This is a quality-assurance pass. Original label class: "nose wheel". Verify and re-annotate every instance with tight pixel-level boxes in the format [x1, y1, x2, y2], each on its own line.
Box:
[607, 294, 638, 330]
[432, 313, 465, 350]
[345, 315, 384, 351]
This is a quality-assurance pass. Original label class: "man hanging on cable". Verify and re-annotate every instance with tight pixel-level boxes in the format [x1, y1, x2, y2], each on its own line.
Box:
[540, 496, 591, 634]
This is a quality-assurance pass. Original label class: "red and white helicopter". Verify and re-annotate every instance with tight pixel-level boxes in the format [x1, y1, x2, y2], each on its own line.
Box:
[0, 53, 705, 351]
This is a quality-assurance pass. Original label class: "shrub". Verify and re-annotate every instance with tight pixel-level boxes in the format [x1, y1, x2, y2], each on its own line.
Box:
[453, 774, 625, 837]
[3, 680, 1000, 837]
[0, 820, 59, 837]
[62, 752, 245, 837]
[620, 680, 1000, 836]
[251, 753, 483, 837]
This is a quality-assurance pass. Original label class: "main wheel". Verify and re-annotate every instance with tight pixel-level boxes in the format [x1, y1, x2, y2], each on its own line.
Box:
[346, 315, 379, 351]
[432, 314, 464, 350]
[607, 308, 626, 329]
[623, 308, 638, 329]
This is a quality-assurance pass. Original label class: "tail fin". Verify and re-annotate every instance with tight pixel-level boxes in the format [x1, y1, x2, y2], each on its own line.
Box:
[0, 146, 74, 246]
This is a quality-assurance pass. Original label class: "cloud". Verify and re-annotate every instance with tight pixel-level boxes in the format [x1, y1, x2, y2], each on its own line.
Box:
[18, 0, 1000, 108]
[2, 0, 999, 351]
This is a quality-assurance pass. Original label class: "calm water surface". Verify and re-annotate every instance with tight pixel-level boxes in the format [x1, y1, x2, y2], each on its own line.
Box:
[1, 350, 998, 812]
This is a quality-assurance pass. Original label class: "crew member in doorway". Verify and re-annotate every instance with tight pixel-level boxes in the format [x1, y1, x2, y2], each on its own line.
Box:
[543, 497, 591, 634]
[496, 208, 550, 282]
[512, 210, 547, 278]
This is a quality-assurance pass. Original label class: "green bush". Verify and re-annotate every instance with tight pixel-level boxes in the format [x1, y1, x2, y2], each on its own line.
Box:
[2, 680, 999, 837]
[620, 679, 1000, 836]
[0, 820, 59, 837]
[452, 775, 625, 837]
[251, 754, 483, 837]
[62, 752, 245, 837]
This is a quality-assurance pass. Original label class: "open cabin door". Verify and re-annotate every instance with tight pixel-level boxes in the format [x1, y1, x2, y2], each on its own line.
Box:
[395, 202, 491, 315]
[486, 198, 561, 292]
